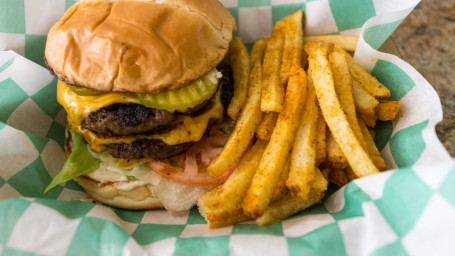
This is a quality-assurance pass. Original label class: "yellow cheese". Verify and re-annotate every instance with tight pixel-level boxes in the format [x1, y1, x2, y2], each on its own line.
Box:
[57, 80, 223, 152]
[57, 80, 141, 128]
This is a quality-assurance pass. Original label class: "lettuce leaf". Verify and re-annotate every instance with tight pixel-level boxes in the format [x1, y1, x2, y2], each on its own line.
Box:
[43, 130, 100, 193]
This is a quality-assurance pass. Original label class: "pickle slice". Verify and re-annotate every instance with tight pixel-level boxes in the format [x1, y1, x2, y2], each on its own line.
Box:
[66, 69, 221, 112]
[67, 84, 105, 96]
[135, 69, 221, 112]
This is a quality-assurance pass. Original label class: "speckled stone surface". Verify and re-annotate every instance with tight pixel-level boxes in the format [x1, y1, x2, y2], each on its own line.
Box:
[391, 0, 455, 156]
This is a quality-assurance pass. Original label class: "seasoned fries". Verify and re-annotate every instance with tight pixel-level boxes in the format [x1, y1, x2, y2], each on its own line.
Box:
[359, 120, 387, 171]
[227, 36, 251, 120]
[335, 47, 391, 99]
[377, 101, 401, 121]
[280, 10, 304, 87]
[329, 51, 366, 150]
[243, 65, 307, 217]
[352, 79, 379, 117]
[327, 132, 348, 169]
[208, 61, 263, 177]
[303, 41, 334, 56]
[249, 38, 268, 66]
[315, 112, 327, 165]
[198, 187, 251, 229]
[261, 25, 285, 112]
[199, 141, 267, 229]
[344, 167, 359, 182]
[286, 73, 317, 199]
[328, 169, 349, 188]
[303, 35, 358, 52]
[358, 111, 377, 127]
[256, 191, 324, 225]
[256, 112, 278, 140]
[198, 10, 400, 228]
[309, 46, 379, 177]
[218, 140, 267, 210]
[272, 155, 291, 202]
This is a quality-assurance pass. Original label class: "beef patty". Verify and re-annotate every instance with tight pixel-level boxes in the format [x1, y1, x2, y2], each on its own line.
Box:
[82, 63, 233, 137]
[87, 63, 233, 160]
[106, 139, 194, 160]
[83, 104, 176, 136]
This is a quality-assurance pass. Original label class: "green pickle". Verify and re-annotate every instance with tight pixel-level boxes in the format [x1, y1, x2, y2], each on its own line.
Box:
[67, 69, 221, 112]
[135, 69, 221, 112]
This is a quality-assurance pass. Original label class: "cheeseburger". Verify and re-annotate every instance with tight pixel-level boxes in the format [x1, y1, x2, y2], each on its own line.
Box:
[44, 0, 236, 211]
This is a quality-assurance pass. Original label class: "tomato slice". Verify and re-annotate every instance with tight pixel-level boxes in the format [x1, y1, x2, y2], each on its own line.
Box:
[148, 160, 234, 186]
[147, 133, 241, 186]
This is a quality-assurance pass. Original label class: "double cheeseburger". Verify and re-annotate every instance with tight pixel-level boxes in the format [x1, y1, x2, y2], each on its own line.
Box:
[44, 0, 236, 211]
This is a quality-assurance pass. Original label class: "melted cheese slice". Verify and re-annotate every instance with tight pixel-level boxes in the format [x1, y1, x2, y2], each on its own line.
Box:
[57, 80, 223, 152]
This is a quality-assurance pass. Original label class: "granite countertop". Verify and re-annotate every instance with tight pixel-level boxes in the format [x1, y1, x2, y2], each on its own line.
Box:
[391, 0, 455, 156]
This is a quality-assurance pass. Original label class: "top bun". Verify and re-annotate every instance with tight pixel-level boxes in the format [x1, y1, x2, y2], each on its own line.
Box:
[45, 0, 236, 94]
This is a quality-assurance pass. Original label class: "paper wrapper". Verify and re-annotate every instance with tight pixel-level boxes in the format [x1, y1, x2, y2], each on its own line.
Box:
[1, 0, 454, 255]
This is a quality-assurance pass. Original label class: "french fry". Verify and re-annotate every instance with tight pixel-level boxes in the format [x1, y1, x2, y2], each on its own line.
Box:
[308, 167, 329, 193]
[198, 9, 403, 228]
[358, 120, 387, 171]
[309, 46, 379, 177]
[280, 10, 304, 87]
[256, 112, 278, 140]
[315, 111, 327, 166]
[218, 140, 267, 210]
[343, 167, 359, 181]
[335, 47, 390, 99]
[198, 187, 222, 218]
[249, 38, 268, 67]
[243, 65, 307, 217]
[199, 141, 267, 229]
[199, 196, 251, 229]
[328, 168, 348, 187]
[227, 36, 251, 120]
[257, 190, 324, 226]
[207, 208, 251, 229]
[327, 132, 348, 169]
[369, 127, 376, 139]
[261, 24, 285, 112]
[199, 141, 268, 229]
[303, 35, 358, 52]
[377, 101, 401, 121]
[208, 62, 263, 177]
[272, 154, 291, 202]
[329, 51, 366, 150]
[286, 73, 317, 199]
[352, 79, 379, 117]
[358, 111, 377, 128]
[303, 41, 334, 56]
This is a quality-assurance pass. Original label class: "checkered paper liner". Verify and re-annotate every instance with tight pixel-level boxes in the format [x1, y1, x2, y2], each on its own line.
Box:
[1, 0, 454, 255]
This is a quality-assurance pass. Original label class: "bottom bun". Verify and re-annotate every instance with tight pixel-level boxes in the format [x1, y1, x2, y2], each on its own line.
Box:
[75, 176, 163, 210]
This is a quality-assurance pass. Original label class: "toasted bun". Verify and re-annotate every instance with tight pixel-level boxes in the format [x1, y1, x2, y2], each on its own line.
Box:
[65, 131, 163, 210]
[75, 176, 164, 210]
[45, 0, 236, 94]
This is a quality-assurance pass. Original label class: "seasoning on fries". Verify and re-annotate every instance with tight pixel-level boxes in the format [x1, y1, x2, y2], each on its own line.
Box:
[243, 65, 307, 218]
[197, 9, 400, 228]
[227, 36, 251, 120]
[208, 61, 263, 177]
[309, 45, 379, 177]
[261, 24, 285, 113]
[303, 35, 358, 52]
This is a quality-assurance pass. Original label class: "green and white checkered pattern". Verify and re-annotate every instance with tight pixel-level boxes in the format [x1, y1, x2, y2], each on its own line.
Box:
[1, 0, 454, 255]
[1, 164, 454, 255]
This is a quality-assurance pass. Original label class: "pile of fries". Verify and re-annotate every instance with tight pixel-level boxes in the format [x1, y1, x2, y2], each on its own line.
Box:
[198, 10, 401, 228]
